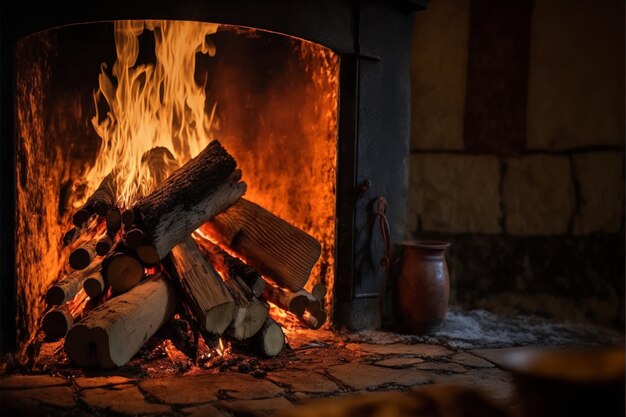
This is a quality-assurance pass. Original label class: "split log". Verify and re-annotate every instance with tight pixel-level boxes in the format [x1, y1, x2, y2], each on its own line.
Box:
[46, 260, 101, 305]
[301, 309, 327, 330]
[101, 245, 144, 293]
[251, 317, 285, 357]
[125, 228, 146, 250]
[224, 276, 268, 340]
[62, 227, 81, 247]
[311, 283, 327, 302]
[72, 172, 117, 225]
[96, 235, 113, 256]
[83, 273, 106, 298]
[204, 198, 321, 291]
[72, 208, 93, 228]
[69, 240, 97, 270]
[106, 208, 122, 236]
[196, 240, 265, 297]
[263, 284, 315, 316]
[164, 237, 235, 335]
[41, 305, 74, 339]
[65, 273, 177, 368]
[131, 140, 246, 262]
[121, 210, 135, 227]
[141, 146, 180, 188]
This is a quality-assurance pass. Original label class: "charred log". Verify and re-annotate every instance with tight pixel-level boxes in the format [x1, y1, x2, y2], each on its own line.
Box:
[131, 140, 246, 262]
[72, 172, 117, 225]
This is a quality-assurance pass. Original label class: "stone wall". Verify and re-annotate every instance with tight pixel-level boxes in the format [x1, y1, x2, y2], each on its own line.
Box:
[406, 0, 624, 327]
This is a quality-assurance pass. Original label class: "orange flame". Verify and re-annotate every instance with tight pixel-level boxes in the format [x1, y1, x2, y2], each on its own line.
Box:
[86, 20, 219, 207]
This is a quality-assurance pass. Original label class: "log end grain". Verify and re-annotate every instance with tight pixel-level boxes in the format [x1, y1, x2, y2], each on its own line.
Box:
[136, 244, 160, 266]
[45, 286, 66, 306]
[253, 318, 285, 358]
[106, 254, 144, 293]
[84, 274, 106, 298]
[72, 209, 92, 227]
[42, 308, 73, 339]
[96, 236, 113, 256]
[205, 301, 236, 335]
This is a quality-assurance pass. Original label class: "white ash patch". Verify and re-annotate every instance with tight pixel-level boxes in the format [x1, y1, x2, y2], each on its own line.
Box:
[339, 307, 623, 349]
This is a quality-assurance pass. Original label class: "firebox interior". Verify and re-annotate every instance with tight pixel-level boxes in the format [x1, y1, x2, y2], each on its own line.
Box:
[15, 21, 338, 362]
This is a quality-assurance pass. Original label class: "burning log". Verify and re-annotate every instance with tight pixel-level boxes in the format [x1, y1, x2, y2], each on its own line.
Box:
[129, 140, 246, 263]
[65, 273, 178, 368]
[141, 145, 180, 188]
[197, 240, 265, 298]
[96, 235, 113, 256]
[46, 261, 101, 305]
[301, 309, 327, 330]
[83, 273, 106, 298]
[311, 283, 327, 302]
[224, 276, 268, 340]
[101, 245, 144, 293]
[205, 198, 321, 291]
[69, 240, 98, 270]
[165, 237, 235, 335]
[251, 317, 285, 357]
[62, 227, 82, 247]
[263, 284, 316, 316]
[121, 210, 135, 228]
[72, 172, 117, 226]
[125, 228, 146, 250]
[106, 208, 122, 236]
[41, 305, 74, 340]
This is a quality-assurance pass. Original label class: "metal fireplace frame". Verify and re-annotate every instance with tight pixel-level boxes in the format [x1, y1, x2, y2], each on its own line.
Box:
[0, 0, 427, 353]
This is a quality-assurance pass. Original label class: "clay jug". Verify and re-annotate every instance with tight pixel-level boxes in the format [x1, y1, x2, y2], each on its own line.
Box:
[394, 240, 450, 334]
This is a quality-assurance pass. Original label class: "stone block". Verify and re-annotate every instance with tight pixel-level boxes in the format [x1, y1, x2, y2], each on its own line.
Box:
[1, 386, 75, 408]
[356, 343, 452, 358]
[81, 385, 171, 415]
[572, 152, 624, 234]
[503, 155, 573, 235]
[0, 374, 67, 389]
[373, 357, 425, 368]
[220, 397, 294, 416]
[429, 368, 514, 402]
[406, 153, 502, 234]
[450, 352, 494, 368]
[139, 373, 283, 405]
[266, 371, 339, 394]
[326, 362, 434, 390]
[73, 375, 134, 389]
[411, 0, 469, 150]
[415, 362, 467, 373]
[182, 403, 228, 417]
[527, 0, 624, 149]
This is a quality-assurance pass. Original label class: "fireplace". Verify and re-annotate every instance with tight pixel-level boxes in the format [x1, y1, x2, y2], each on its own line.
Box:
[0, 1, 427, 363]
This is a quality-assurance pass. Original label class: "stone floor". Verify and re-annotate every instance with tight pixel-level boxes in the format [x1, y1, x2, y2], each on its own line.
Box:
[1, 309, 623, 417]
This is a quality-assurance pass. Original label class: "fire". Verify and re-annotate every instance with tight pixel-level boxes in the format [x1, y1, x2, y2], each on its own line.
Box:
[16, 20, 339, 362]
[86, 20, 219, 207]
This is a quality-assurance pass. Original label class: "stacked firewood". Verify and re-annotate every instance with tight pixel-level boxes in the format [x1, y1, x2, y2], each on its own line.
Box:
[41, 140, 326, 369]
